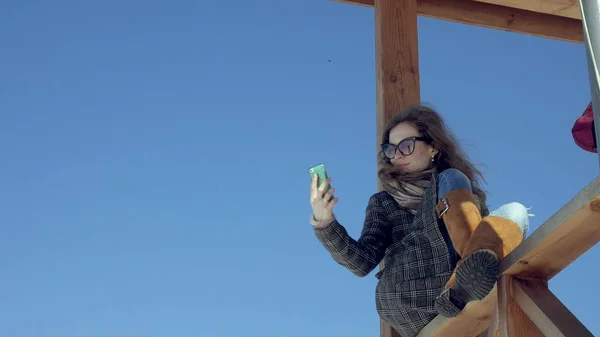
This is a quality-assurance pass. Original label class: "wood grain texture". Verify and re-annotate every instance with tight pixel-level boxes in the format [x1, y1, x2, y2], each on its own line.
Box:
[497, 275, 545, 337]
[334, 0, 583, 43]
[500, 176, 600, 279]
[475, 0, 581, 19]
[375, 0, 420, 143]
[375, 0, 420, 336]
[416, 287, 497, 337]
[512, 278, 594, 336]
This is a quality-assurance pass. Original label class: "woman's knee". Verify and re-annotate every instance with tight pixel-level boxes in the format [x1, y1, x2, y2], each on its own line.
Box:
[489, 202, 530, 237]
[437, 168, 472, 197]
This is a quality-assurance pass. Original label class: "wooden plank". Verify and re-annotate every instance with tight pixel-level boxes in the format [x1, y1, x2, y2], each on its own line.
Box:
[485, 305, 499, 337]
[336, 0, 372, 6]
[474, 0, 581, 20]
[416, 286, 497, 337]
[500, 175, 600, 279]
[334, 0, 583, 43]
[374, 0, 420, 336]
[497, 275, 544, 337]
[375, 0, 421, 143]
[512, 278, 594, 336]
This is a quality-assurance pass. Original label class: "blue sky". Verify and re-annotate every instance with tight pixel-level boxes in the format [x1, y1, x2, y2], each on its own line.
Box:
[1, 0, 599, 336]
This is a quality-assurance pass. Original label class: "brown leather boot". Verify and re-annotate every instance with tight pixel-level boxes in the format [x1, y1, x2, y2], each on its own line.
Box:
[436, 189, 482, 253]
[435, 189, 483, 287]
[435, 216, 524, 317]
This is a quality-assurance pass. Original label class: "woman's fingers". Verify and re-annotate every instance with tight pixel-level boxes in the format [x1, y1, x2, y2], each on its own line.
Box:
[310, 174, 318, 200]
[326, 197, 339, 211]
[318, 178, 330, 193]
[323, 187, 335, 201]
[323, 187, 337, 210]
[311, 177, 332, 201]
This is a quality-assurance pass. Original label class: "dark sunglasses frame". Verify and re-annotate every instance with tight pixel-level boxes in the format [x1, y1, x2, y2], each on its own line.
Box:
[380, 136, 431, 159]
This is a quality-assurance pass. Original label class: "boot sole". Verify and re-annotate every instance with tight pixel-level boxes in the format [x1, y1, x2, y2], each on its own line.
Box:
[435, 249, 499, 317]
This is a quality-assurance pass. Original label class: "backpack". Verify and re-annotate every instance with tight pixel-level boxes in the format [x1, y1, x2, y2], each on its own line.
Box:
[572, 102, 597, 153]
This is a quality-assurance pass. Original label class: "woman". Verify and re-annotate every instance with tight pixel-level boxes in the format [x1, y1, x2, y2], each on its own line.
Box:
[310, 105, 529, 337]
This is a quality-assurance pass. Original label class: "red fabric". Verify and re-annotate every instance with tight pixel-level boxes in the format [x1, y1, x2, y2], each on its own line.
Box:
[572, 102, 597, 153]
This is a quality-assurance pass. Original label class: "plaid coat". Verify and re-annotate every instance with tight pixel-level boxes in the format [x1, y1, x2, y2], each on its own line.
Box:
[313, 175, 463, 337]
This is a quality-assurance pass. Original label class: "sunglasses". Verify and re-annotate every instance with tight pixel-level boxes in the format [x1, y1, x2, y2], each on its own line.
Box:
[381, 136, 430, 159]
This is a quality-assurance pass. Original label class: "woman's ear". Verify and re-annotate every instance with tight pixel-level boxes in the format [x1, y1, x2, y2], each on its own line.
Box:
[430, 147, 439, 157]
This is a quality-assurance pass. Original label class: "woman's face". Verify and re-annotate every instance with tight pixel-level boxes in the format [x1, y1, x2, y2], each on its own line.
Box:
[385, 122, 438, 173]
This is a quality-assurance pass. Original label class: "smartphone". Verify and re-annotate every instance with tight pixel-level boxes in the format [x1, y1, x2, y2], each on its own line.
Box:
[309, 163, 332, 198]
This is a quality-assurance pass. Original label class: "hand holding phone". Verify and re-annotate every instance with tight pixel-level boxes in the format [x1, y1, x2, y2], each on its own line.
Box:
[309, 164, 332, 196]
[309, 164, 338, 225]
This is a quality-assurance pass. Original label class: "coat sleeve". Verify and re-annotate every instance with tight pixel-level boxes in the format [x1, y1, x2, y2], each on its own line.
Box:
[312, 194, 393, 277]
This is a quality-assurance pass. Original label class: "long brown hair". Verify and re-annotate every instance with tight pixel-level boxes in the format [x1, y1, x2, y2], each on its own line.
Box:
[377, 104, 489, 215]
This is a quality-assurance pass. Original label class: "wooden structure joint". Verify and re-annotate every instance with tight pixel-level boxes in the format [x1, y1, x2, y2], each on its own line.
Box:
[336, 0, 584, 43]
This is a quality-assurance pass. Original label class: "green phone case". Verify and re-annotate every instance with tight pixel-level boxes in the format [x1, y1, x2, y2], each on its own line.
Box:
[309, 163, 332, 196]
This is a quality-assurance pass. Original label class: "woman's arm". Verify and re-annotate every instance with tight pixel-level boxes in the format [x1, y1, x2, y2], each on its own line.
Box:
[312, 194, 393, 277]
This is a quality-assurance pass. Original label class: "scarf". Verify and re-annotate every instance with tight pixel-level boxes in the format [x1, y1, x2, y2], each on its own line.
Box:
[382, 170, 484, 215]
[381, 170, 435, 214]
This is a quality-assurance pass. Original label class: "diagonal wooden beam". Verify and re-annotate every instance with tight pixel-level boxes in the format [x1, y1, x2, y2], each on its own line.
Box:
[334, 0, 583, 43]
[415, 288, 497, 337]
[500, 175, 600, 279]
[512, 278, 594, 336]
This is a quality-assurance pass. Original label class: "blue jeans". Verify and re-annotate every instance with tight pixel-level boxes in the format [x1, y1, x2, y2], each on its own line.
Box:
[437, 168, 530, 261]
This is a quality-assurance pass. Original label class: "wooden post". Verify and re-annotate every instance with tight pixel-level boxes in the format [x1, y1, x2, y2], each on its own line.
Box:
[375, 0, 420, 145]
[497, 275, 544, 337]
[375, 0, 420, 336]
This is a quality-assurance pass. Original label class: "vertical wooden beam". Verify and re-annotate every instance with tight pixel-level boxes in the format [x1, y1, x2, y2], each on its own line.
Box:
[485, 305, 499, 337]
[497, 275, 544, 337]
[375, 0, 420, 336]
[375, 0, 420, 147]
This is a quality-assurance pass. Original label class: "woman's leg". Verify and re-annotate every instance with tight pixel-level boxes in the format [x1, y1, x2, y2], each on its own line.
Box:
[434, 169, 484, 316]
[437, 167, 473, 198]
[436, 168, 482, 257]
[436, 168, 478, 267]
[435, 202, 528, 318]
[489, 202, 530, 238]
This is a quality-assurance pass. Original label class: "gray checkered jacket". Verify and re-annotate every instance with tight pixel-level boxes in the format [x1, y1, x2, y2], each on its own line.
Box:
[313, 175, 475, 337]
